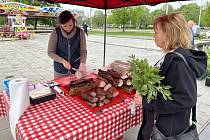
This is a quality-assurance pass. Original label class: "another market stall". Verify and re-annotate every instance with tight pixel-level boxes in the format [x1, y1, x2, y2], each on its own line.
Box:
[0, 2, 39, 39]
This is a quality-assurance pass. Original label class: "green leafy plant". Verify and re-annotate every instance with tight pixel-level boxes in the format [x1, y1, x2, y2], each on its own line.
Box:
[129, 55, 173, 103]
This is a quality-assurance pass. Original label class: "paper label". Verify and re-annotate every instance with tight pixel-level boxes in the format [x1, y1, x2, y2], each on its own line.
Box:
[29, 87, 53, 99]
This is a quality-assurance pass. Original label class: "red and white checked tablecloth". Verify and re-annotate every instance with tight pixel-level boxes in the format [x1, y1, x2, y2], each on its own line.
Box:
[0, 90, 142, 140]
[0, 90, 10, 117]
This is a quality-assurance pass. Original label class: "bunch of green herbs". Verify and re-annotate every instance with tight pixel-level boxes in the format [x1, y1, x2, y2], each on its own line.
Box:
[129, 55, 173, 103]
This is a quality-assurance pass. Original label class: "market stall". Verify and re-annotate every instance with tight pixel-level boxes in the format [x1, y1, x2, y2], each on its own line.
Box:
[0, 0, 188, 139]
[0, 2, 62, 40]
[0, 91, 142, 139]
[0, 2, 40, 40]
[0, 65, 142, 139]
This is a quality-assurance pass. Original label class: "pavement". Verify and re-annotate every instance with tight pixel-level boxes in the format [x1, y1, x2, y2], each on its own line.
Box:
[0, 34, 209, 140]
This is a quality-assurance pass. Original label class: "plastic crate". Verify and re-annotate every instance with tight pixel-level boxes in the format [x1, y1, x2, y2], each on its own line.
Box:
[2, 80, 10, 95]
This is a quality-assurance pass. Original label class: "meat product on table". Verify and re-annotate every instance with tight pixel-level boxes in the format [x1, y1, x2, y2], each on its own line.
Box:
[79, 85, 120, 108]
[80, 93, 98, 103]
[69, 78, 98, 96]
[98, 69, 124, 87]
[65, 63, 135, 109]
[97, 68, 134, 95]
[110, 60, 131, 74]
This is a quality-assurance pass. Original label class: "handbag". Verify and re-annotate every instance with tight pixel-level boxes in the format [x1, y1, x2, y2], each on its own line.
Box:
[151, 106, 199, 140]
[171, 51, 207, 79]
[151, 52, 199, 140]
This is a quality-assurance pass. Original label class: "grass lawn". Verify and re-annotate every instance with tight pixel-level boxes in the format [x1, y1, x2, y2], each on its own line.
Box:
[89, 29, 154, 37]
[89, 29, 206, 40]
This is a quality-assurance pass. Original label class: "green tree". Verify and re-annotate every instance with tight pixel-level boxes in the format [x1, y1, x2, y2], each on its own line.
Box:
[107, 14, 115, 25]
[176, 3, 200, 23]
[111, 7, 130, 32]
[92, 10, 104, 28]
[150, 9, 165, 23]
[130, 6, 144, 28]
[150, 4, 174, 22]
[38, 18, 57, 27]
[163, 4, 175, 14]
[136, 6, 151, 28]
[203, 3, 210, 26]
[0, 17, 5, 26]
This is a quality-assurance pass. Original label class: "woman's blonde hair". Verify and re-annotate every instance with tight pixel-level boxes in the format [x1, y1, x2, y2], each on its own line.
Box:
[154, 13, 191, 52]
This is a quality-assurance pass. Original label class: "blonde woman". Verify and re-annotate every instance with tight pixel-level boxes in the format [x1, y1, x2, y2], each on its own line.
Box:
[134, 13, 207, 140]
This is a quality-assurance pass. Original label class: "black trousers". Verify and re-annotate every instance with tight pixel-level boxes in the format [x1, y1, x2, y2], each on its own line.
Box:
[137, 110, 155, 140]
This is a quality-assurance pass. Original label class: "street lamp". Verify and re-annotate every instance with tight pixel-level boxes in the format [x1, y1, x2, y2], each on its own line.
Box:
[90, 8, 92, 30]
[198, 0, 202, 26]
[165, 3, 169, 14]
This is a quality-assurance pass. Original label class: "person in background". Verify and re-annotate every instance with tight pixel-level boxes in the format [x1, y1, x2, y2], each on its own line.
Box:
[188, 20, 195, 47]
[48, 10, 87, 79]
[134, 13, 207, 140]
[83, 23, 88, 36]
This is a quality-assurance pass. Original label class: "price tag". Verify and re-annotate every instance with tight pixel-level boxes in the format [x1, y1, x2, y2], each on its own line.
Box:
[129, 102, 136, 115]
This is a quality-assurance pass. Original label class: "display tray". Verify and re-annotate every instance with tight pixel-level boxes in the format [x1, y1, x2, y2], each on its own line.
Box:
[54, 76, 77, 87]
[54, 73, 97, 87]
[57, 84, 127, 113]
[53, 73, 130, 113]
[116, 88, 136, 98]
[72, 90, 126, 113]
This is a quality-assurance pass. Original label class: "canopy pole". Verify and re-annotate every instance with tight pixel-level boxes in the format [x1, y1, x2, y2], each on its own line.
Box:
[103, 9, 107, 67]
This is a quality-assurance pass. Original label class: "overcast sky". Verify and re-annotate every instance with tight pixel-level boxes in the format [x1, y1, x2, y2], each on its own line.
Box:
[61, 0, 209, 16]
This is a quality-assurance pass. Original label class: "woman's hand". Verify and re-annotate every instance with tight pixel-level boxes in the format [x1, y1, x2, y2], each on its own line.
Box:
[78, 63, 87, 75]
[61, 59, 71, 69]
[133, 93, 142, 106]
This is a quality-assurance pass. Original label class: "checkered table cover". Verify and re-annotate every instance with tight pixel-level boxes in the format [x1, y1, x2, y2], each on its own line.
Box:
[0, 90, 142, 140]
[0, 90, 10, 117]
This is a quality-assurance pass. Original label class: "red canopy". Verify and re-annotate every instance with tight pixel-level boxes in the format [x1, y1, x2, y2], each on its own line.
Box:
[41, 0, 190, 66]
[41, 0, 189, 9]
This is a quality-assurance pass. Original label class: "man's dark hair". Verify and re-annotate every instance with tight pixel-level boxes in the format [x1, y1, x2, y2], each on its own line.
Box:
[58, 10, 75, 24]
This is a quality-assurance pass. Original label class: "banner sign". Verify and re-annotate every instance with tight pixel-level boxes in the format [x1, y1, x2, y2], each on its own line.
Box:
[0, 2, 39, 12]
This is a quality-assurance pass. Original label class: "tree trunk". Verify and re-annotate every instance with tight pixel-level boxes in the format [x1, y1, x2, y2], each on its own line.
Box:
[122, 24, 125, 32]
[34, 18, 38, 30]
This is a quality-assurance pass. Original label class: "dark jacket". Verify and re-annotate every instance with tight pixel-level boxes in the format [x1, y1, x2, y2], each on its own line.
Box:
[138, 47, 207, 140]
[54, 26, 81, 74]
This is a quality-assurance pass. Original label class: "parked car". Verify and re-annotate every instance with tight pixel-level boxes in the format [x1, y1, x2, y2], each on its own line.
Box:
[206, 31, 210, 39]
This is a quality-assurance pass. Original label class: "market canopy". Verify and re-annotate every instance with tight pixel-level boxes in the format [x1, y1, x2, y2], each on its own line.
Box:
[40, 0, 190, 9]
[40, 0, 191, 66]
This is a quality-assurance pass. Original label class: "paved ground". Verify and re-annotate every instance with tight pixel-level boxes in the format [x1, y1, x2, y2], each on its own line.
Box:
[0, 34, 209, 139]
